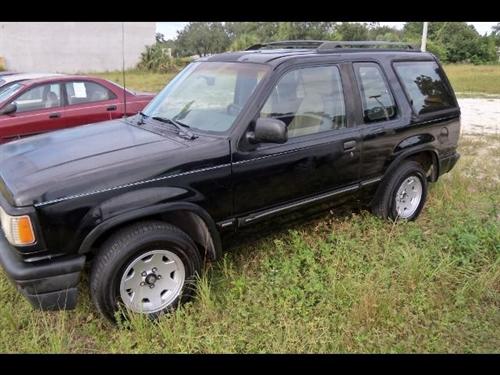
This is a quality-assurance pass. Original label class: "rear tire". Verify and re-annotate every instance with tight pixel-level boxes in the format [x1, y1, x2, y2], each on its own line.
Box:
[371, 161, 428, 221]
[90, 220, 202, 322]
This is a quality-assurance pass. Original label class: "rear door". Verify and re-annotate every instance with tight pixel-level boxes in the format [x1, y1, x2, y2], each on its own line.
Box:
[351, 60, 408, 181]
[353, 59, 460, 183]
[0, 82, 65, 141]
[61, 80, 119, 128]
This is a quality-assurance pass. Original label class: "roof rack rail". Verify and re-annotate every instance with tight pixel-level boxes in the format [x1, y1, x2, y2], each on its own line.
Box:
[317, 41, 419, 52]
[245, 40, 420, 52]
[246, 40, 325, 50]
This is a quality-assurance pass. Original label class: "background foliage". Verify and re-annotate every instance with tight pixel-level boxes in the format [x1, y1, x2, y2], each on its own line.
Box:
[137, 22, 500, 72]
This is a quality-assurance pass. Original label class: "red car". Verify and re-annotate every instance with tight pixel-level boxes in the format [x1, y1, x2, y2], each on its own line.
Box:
[0, 75, 155, 143]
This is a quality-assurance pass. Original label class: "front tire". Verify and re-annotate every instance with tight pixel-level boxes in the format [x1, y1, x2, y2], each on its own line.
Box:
[371, 161, 428, 221]
[90, 221, 202, 322]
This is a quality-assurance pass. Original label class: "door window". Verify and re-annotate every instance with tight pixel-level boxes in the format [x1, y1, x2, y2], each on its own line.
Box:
[65, 81, 116, 105]
[12, 83, 62, 113]
[260, 65, 346, 138]
[354, 63, 397, 123]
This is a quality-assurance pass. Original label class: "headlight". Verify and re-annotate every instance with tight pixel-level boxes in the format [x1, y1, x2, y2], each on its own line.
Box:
[0, 206, 36, 246]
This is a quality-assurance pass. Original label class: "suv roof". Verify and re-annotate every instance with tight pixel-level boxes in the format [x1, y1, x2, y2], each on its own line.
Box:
[200, 40, 435, 65]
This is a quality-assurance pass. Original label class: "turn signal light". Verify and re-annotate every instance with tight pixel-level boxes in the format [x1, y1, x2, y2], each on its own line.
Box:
[0, 207, 36, 246]
[13, 216, 36, 245]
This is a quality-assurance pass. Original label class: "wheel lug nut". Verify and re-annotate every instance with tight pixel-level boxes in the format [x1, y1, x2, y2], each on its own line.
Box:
[141, 271, 147, 277]
[152, 267, 157, 273]
[149, 284, 155, 289]
[157, 275, 162, 279]
[140, 282, 145, 286]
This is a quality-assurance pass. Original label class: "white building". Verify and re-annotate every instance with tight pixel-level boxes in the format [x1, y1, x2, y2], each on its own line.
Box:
[0, 22, 156, 73]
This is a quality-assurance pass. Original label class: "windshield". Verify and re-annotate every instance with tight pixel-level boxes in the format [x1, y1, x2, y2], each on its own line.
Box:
[142, 62, 270, 133]
[0, 82, 24, 103]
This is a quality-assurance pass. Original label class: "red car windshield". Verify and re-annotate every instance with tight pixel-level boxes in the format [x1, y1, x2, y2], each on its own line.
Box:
[0, 83, 24, 105]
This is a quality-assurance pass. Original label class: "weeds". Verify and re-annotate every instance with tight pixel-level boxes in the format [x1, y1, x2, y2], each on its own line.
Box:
[0, 134, 498, 353]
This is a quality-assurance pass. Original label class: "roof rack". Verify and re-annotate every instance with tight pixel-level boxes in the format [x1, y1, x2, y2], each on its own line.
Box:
[246, 40, 420, 52]
[317, 41, 418, 52]
[245, 40, 325, 50]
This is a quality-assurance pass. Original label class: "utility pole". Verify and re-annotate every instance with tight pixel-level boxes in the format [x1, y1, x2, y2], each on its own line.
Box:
[421, 22, 429, 51]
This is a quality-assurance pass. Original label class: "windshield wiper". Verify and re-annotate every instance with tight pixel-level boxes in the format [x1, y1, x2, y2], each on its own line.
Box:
[137, 111, 148, 125]
[151, 116, 197, 140]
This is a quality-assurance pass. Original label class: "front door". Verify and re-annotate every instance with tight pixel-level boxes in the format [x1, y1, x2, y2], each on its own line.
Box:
[232, 63, 362, 221]
[0, 82, 65, 142]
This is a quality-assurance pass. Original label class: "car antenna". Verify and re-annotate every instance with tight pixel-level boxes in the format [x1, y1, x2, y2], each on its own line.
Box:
[121, 22, 128, 118]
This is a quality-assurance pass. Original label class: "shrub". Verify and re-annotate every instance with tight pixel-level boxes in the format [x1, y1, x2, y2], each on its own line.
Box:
[426, 40, 448, 62]
[137, 44, 177, 73]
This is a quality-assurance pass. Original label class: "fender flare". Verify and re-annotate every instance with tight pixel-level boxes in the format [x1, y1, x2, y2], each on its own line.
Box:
[384, 145, 440, 182]
[78, 201, 222, 260]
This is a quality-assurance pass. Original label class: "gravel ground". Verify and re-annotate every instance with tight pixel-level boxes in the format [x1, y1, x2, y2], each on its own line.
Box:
[458, 98, 500, 136]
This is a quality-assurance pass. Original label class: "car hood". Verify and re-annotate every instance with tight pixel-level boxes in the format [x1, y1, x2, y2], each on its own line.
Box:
[0, 119, 196, 207]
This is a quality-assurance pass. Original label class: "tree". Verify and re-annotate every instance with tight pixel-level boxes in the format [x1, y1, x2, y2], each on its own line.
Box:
[334, 23, 369, 41]
[492, 23, 500, 36]
[137, 42, 175, 73]
[403, 22, 448, 39]
[225, 22, 335, 45]
[492, 23, 500, 47]
[155, 33, 166, 44]
[434, 22, 495, 63]
[274, 22, 336, 40]
[368, 25, 403, 41]
[175, 22, 230, 57]
[229, 33, 260, 51]
[225, 22, 281, 42]
[402, 22, 497, 64]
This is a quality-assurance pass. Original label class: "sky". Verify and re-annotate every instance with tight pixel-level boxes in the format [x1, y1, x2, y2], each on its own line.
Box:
[156, 22, 499, 40]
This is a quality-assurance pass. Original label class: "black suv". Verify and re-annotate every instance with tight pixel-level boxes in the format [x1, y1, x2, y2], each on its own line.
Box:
[0, 41, 460, 321]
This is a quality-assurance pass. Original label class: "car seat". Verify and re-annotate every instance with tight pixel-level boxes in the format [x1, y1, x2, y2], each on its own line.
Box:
[44, 91, 59, 108]
[287, 69, 334, 137]
[265, 72, 303, 125]
[90, 89, 109, 102]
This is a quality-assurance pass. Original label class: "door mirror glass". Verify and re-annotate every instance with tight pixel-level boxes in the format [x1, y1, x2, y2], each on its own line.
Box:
[1, 102, 17, 115]
[248, 117, 288, 144]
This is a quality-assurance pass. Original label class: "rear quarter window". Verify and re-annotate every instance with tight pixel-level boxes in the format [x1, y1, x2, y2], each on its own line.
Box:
[393, 61, 456, 115]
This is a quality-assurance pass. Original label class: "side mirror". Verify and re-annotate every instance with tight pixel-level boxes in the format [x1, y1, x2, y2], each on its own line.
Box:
[247, 117, 288, 144]
[1, 102, 17, 115]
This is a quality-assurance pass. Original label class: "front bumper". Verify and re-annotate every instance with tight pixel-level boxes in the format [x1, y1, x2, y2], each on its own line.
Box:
[0, 233, 85, 310]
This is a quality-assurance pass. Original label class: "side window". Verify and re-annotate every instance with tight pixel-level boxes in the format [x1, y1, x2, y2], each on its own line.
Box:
[394, 61, 455, 115]
[12, 83, 61, 113]
[354, 63, 397, 123]
[65, 81, 116, 105]
[260, 65, 346, 138]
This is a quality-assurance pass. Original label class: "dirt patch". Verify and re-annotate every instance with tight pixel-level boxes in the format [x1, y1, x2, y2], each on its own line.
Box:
[458, 98, 500, 136]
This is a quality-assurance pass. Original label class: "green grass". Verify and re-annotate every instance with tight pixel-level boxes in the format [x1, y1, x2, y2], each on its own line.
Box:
[0, 134, 498, 353]
[90, 70, 177, 93]
[442, 64, 500, 97]
[88, 64, 500, 98]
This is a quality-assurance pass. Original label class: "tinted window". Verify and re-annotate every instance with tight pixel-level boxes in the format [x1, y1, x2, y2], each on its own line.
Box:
[354, 63, 396, 123]
[394, 61, 455, 115]
[12, 83, 61, 113]
[65, 81, 116, 105]
[261, 66, 346, 138]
